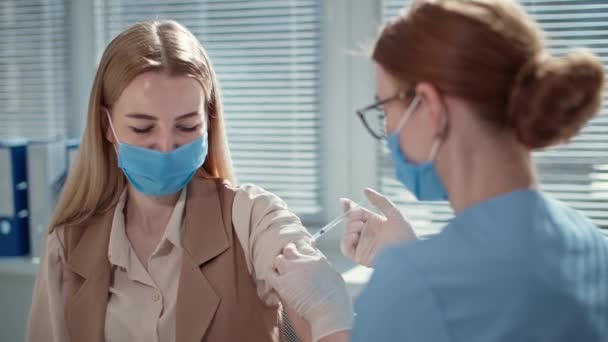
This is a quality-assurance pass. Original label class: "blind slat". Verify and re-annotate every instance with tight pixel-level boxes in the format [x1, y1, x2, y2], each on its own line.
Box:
[0, 0, 68, 140]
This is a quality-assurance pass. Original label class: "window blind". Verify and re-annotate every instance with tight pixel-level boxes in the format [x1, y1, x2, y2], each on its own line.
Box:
[380, 0, 608, 232]
[0, 0, 69, 139]
[93, 0, 322, 220]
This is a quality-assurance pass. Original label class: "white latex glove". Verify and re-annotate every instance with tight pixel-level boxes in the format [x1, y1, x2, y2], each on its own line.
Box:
[268, 242, 353, 342]
[340, 188, 417, 267]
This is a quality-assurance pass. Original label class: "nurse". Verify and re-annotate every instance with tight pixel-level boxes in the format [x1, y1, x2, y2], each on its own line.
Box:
[271, 0, 608, 341]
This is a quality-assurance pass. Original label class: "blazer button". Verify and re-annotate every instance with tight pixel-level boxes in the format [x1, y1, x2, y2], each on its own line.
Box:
[153, 292, 161, 302]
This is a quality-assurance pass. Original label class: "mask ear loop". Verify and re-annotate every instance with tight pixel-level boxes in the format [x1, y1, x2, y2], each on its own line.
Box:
[104, 109, 120, 155]
[394, 94, 422, 133]
[429, 110, 448, 161]
[394, 89, 448, 162]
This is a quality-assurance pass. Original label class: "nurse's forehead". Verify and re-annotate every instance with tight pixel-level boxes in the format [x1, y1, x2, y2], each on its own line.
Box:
[376, 66, 401, 96]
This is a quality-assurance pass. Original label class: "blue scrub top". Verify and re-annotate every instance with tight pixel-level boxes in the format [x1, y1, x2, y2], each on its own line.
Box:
[352, 190, 608, 342]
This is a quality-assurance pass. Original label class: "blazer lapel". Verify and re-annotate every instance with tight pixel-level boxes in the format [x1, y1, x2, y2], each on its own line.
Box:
[176, 177, 231, 342]
[64, 209, 114, 342]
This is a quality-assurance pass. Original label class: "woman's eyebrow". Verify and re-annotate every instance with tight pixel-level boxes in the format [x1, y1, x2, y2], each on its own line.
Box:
[124, 112, 200, 121]
[175, 112, 200, 120]
[125, 113, 157, 121]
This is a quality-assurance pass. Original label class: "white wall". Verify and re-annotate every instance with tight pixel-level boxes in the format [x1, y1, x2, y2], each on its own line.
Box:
[0, 261, 36, 342]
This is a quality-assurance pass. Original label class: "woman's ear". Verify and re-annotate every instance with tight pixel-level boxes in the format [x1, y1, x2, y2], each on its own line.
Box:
[415, 82, 448, 138]
[102, 107, 116, 144]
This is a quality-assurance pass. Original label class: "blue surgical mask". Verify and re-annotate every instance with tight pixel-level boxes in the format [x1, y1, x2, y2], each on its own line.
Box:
[106, 112, 208, 196]
[386, 95, 448, 201]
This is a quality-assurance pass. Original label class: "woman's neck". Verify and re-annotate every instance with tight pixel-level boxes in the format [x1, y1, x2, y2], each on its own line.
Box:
[440, 131, 537, 214]
[124, 185, 181, 234]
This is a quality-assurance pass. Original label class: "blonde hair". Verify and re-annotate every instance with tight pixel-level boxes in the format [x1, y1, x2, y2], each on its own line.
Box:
[50, 20, 235, 230]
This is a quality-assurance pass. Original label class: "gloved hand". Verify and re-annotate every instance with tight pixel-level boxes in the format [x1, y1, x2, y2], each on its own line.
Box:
[340, 188, 417, 267]
[268, 242, 353, 342]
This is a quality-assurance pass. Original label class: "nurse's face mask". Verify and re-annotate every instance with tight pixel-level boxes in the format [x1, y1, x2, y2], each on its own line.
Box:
[106, 111, 208, 196]
[386, 94, 449, 201]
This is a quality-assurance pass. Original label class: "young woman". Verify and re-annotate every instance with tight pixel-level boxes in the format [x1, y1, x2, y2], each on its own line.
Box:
[27, 20, 352, 342]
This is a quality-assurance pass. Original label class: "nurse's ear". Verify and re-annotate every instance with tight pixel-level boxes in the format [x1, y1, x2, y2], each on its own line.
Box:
[102, 107, 117, 144]
[415, 82, 449, 139]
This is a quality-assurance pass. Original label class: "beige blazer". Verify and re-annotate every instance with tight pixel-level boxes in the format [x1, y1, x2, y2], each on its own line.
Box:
[27, 177, 313, 342]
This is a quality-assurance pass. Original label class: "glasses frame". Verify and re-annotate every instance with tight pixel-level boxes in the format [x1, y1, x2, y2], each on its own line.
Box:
[356, 91, 408, 140]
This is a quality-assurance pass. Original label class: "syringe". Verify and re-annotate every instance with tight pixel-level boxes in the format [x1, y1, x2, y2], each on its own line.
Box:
[311, 204, 358, 242]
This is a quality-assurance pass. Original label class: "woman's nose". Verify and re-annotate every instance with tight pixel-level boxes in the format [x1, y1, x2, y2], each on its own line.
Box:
[154, 130, 175, 152]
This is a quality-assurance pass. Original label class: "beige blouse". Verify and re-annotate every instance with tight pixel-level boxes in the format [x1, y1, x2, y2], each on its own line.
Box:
[27, 184, 313, 342]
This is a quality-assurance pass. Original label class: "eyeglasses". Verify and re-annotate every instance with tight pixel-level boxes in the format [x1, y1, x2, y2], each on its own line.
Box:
[356, 92, 407, 140]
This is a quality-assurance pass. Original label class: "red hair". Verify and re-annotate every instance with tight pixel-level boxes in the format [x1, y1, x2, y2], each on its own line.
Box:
[373, 0, 604, 149]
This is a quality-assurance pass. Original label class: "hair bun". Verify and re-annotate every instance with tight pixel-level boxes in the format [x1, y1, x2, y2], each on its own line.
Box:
[508, 50, 604, 149]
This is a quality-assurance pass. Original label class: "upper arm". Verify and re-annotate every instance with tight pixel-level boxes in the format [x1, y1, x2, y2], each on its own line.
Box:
[232, 184, 313, 305]
[27, 229, 67, 342]
[351, 247, 451, 342]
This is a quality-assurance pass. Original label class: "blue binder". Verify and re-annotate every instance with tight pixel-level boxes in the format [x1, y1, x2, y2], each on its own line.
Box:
[0, 139, 29, 256]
